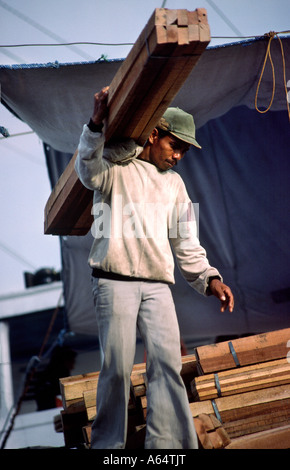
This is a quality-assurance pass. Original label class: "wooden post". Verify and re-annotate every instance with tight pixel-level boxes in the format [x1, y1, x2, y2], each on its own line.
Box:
[44, 8, 210, 236]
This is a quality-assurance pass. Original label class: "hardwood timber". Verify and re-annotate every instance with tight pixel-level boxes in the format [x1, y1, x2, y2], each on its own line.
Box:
[83, 389, 97, 421]
[141, 395, 148, 420]
[213, 427, 231, 448]
[57, 330, 290, 448]
[44, 150, 91, 235]
[189, 384, 290, 430]
[193, 416, 214, 449]
[180, 353, 199, 383]
[44, 8, 210, 235]
[223, 408, 290, 438]
[61, 409, 89, 448]
[225, 424, 290, 449]
[59, 371, 100, 411]
[130, 371, 147, 399]
[195, 328, 290, 373]
[190, 414, 232, 449]
[131, 10, 209, 143]
[191, 358, 290, 400]
[60, 362, 147, 415]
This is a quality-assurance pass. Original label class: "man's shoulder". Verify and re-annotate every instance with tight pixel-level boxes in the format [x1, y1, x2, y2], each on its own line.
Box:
[104, 140, 142, 164]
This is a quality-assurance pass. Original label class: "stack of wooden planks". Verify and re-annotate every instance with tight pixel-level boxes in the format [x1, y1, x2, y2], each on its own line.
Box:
[104, 8, 210, 145]
[44, 8, 210, 236]
[191, 358, 290, 401]
[59, 355, 199, 448]
[59, 370, 100, 448]
[57, 328, 290, 449]
[190, 327, 290, 449]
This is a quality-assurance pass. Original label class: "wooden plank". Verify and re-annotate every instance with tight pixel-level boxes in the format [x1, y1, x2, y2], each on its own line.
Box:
[189, 384, 290, 425]
[130, 363, 147, 401]
[195, 328, 290, 374]
[185, 413, 232, 449]
[59, 371, 100, 411]
[130, 10, 208, 144]
[193, 415, 214, 449]
[61, 409, 88, 448]
[224, 408, 290, 438]
[60, 362, 149, 413]
[105, 15, 176, 141]
[83, 389, 97, 421]
[180, 353, 199, 381]
[107, 8, 168, 101]
[44, 7, 210, 236]
[44, 150, 93, 235]
[225, 424, 290, 449]
[191, 358, 290, 400]
[59, 347, 290, 447]
[130, 371, 147, 399]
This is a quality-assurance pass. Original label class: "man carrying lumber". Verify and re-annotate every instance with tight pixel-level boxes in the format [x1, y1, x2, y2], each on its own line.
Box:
[75, 86, 234, 449]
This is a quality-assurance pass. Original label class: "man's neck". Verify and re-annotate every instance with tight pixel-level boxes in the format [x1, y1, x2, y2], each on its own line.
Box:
[137, 146, 150, 162]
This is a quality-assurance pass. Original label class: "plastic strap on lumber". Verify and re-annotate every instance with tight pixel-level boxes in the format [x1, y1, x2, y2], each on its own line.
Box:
[214, 373, 222, 397]
[211, 399, 222, 424]
[228, 341, 241, 367]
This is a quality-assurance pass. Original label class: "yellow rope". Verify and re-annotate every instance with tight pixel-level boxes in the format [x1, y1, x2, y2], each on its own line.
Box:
[255, 31, 290, 121]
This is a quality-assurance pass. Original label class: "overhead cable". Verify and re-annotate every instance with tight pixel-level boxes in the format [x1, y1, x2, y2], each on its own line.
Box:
[0, 0, 95, 61]
[0, 241, 37, 270]
[205, 0, 244, 37]
[1, 32, 289, 51]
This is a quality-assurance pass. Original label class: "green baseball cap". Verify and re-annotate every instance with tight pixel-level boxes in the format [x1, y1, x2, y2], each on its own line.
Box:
[157, 107, 201, 149]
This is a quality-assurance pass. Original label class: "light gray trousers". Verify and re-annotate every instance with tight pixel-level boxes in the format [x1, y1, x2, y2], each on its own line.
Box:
[90, 277, 198, 449]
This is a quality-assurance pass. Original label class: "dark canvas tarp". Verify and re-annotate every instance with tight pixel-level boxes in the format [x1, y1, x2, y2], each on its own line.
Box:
[1, 37, 289, 154]
[1, 36, 290, 347]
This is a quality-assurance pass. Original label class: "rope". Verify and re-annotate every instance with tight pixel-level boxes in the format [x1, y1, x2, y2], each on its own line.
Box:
[255, 31, 290, 121]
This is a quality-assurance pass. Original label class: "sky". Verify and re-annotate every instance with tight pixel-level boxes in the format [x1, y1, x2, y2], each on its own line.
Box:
[0, 0, 289, 296]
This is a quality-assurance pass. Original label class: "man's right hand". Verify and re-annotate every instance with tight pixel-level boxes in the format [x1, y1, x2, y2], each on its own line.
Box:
[91, 86, 109, 125]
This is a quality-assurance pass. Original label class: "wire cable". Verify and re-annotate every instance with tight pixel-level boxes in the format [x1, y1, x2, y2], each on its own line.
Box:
[0, 240, 37, 270]
[0, 0, 95, 61]
[205, 0, 244, 37]
[0, 41, 134, 49]
[0, 31, 289, 50]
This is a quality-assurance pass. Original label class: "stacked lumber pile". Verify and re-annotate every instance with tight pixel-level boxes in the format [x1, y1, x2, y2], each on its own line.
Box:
[57, 328, 290, 449]
[190, 327, 290, 449]
[58, 355, 199, 448]
[44, 8, 210, 236]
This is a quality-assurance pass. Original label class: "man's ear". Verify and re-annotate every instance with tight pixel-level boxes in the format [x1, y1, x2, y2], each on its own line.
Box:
[148, 128, 159, 144]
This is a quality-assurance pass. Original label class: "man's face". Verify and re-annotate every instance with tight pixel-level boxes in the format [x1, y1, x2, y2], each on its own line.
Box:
[148, 129, 190, 171]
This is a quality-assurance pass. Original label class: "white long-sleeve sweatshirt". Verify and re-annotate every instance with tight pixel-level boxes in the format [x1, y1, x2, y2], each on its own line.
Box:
[75, 124, 222, 295]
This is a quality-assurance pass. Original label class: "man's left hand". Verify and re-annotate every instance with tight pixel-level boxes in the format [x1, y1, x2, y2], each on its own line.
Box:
[209, 279, 234, 313]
